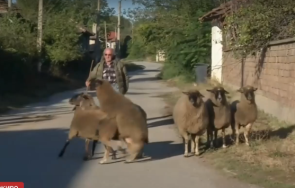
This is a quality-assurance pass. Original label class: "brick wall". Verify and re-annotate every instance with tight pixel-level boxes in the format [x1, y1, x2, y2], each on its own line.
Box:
[222, 38, 295, 122]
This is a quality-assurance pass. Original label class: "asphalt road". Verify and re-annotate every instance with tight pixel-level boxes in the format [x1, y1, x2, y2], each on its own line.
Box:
[0, 61, 259, 188]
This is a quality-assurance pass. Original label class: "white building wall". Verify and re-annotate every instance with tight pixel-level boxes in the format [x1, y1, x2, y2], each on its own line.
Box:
[211, 24, 223, 83]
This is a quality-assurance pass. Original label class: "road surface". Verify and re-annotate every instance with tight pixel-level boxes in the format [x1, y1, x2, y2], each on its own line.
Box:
[0, 62, 259, 188]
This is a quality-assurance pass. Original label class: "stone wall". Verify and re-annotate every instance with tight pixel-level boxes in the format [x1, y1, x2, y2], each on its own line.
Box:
[222, 38, 295, 123]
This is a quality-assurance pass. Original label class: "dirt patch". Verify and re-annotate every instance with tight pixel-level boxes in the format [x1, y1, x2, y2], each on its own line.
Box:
[161, 78, 295, 188]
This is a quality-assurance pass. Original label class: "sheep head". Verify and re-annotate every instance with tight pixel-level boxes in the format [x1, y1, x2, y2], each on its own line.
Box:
[237, 85, 257, 103]
[69, 93, 83, 105]
[182, 90, 204, 107]
[90, 78, 113, 93]
[69, 93, 94, 110]
[206, 86, 229, 105]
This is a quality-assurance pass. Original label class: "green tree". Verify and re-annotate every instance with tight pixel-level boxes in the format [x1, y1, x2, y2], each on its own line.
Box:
[224, 0, 295, 57]
[127, 0, 213, 81]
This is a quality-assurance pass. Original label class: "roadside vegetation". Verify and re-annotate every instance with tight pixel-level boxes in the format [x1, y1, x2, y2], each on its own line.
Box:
[0, 0, 136, 113]
[161, 80, 295, 188]
[126, 0, 295, 187]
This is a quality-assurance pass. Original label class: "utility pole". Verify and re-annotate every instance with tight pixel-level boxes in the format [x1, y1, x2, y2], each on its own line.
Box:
[37, 0, 43, 72]
[104, 21, 107, 48]
[131, 22, 134, 44]
[95, 0, 101, 63]
[116, 0, 121, 57]
[8, 0, 11, 9]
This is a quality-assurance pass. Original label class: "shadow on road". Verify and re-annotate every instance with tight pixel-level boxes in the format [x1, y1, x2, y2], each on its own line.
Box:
[129, 77, 161, 83]
[148, 118, 174, 128]
[143, 141, 183, 161]
[0, 128, 91, 188]
[0, 106, 73, 127]
[147, 115, 172, 121]
[0, 115, 55, 128]
[127, 92, 149, 95]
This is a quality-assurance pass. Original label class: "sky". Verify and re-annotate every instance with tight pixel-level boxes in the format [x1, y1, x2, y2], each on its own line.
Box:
[107, 0, 138, 15]
[11, 0, 139, 17]
[12, 0, 138, 15]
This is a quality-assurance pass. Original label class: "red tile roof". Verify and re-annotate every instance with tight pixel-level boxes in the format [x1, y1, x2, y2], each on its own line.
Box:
[107, 31, 117, 42]
[199, 0, 248, 22]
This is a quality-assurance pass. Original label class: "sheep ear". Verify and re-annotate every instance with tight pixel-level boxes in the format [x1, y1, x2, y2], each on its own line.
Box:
[253, 87, 257, 91]
[199, 92, 205, 98]
[182, 92, 190, 95]
[237, 88, 243, 93]
[224, 89, 229, 94]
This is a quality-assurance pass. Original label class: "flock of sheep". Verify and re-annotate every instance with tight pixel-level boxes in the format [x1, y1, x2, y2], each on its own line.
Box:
[57, 77, 258, 164]
[173, 85, 258, 156]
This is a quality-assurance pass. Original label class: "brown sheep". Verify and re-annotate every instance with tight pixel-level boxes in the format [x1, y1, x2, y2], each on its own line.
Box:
[173, 90, 209, 156]
[205, 86, 231, 148]
[89, 78, 149, 163]
[69, 93, 98, 111]
[70, 93, 147, 120]
[58, 103, 120, 164]
[230, 85, 258, 146]
[68, 93, 126, 159]
[69, 93, 99, 160]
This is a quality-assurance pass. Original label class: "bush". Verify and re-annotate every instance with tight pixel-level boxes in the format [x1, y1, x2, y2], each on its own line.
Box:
[127, 40, 146, 59]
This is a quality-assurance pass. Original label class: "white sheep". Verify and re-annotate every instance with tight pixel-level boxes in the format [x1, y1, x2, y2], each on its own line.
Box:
[173, 90, 209, 156]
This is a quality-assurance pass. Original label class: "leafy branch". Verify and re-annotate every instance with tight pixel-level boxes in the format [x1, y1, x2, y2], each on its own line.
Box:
[224, 0, 295, 58]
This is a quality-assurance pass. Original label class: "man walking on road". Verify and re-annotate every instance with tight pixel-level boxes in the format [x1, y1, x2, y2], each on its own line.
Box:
[85, 48, 129, 100]
[85, 48, 129, 152]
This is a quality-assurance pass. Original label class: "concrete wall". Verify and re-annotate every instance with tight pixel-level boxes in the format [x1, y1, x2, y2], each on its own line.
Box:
[222, 38, 295, 123]
[211, 24, 223, 82]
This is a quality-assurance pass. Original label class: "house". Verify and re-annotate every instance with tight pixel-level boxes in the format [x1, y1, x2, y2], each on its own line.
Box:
[199, 0, 247, 83]
[106, 31, 117, 49]
[200, 0, 295, 123]
[0, 0, 20, 16]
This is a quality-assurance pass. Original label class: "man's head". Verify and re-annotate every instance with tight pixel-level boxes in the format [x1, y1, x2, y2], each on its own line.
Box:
[103, 48, 114, 63]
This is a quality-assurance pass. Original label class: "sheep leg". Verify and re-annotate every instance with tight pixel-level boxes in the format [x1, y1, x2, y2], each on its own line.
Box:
[230, 120, 236, 142]
[83, 139, 91, 161]
[221, 128, 227, 148]
[58, 130, 76, 158]
[235, 124, 240, 145]
[213, 129, 218, 147]
[194, 135, 200, 156]
[207, 129, 214, 148]
[117, 140, 127, 154]
[182, 132, 190, 157]
[104, 144, 117, 160]
[99, 140, 114, 164]
[125, 139, 144, 163]
[92, 140, 98, 157]
[58, 140, 71, 158]
[244, 123, 252, 146]
[191, 134, 196, 154]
